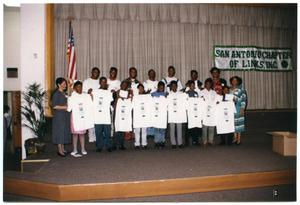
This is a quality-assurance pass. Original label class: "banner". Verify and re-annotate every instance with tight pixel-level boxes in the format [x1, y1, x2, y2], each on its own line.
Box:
[214, 46, 293, 71]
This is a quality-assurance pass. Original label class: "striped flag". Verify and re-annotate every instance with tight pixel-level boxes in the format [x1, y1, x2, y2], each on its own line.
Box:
[67, 21, 77, 80]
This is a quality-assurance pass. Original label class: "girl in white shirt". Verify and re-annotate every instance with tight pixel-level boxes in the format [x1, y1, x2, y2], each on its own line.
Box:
[68, 81, 92, 157]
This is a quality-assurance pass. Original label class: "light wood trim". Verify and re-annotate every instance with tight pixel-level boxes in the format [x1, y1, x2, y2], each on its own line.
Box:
[4, 178, 60, 201]
[4, 169, 295, 201]
[45, 4, 54, 117]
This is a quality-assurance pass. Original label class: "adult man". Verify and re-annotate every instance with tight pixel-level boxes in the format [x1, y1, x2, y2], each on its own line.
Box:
[143, 69, 158, 94]
[161, 66, 183, 93]
[83, 67, 100, 142]
[185, 70, 203, 92]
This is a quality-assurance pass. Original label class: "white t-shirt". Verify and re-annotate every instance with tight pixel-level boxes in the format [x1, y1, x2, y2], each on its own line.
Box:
[132, 94, 154, 128]
[82, 78, 99, 93]
[107, 78, 121, 92]
[216, 101, 236, 134]
[151, 96, 168, 129]
[91, 89, 113, 125]
[187, 97, 206, 129]
[200, 89, 222, 127]
[167, 92, 188, 123]
[143, 79, 158, 93]
[162, 76, 183, 93]
[67, 92, 94, 131]
[114, 98, 133, 132]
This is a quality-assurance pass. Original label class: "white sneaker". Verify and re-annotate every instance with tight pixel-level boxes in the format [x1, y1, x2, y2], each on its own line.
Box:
[81, 150, 87, 155]
[71, 152, 82, 158]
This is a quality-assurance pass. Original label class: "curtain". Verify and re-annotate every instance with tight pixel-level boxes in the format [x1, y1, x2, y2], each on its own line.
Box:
[54, 4, 297, 109]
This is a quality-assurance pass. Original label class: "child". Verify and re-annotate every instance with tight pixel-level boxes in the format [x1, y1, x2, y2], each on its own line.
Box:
[68, 81, 94, 157]
[218, 85, 235, 145]
[186, 80, 202, 146]
[92, 77, 114, 152]
[132, 84, 152, 149]
[200, 78, 220, 147]
[113, 81, 131, 150]
[167, 80, 188, 149]
[151, 81, 167, 148]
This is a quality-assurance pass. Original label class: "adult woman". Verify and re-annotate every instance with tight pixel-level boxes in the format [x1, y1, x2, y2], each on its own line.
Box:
[52, 77, 71, 157]
[229, 76, 247, 145]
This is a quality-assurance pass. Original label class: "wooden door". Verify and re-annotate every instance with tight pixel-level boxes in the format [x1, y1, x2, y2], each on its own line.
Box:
[11, 91, 22, 148]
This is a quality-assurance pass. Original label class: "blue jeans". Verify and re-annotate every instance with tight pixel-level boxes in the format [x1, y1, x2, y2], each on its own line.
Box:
[114, 131, 125, 147]
[95, 124, 111, 150]
[154, 128, 166, 143]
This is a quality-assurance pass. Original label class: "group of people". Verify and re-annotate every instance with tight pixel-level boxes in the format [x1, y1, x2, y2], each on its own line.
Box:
[51, 66, 247, 157]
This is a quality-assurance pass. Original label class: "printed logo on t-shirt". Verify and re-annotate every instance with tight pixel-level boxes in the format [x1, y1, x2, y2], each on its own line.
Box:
[78, 103, 85, 118]
[173, 98, 178, 113]
[224, 107, 229, 122]
[121, 105, 126, 120]
[193, 103, 198, 118]
[154, 102, 159, 118]
[207, 105, 212, 117]
[97, 97, 103, 112]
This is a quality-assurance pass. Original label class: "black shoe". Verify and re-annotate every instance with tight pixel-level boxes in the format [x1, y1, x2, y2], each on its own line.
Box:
[135, 146, 140, 150]
[178, 145, 184, 149]
[160, 142, 165, 148]
[107, 148, 113, 152]
[155, 143, 159, 148]
[142, 146, 148, 150]
[57, 152, 66, 157]
[172, 145, 177, 149]
[192, 142, 200, 146]
[111, 146, 117, 151]
[119, 145, 126, 150]
[219, 141, 226, 145]
[96, 148, 102, 152]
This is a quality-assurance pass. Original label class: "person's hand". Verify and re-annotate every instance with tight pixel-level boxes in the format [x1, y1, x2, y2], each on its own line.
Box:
[88, 88, 93, 94]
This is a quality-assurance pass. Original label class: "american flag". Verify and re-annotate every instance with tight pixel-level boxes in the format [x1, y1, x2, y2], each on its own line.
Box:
[67, 21, 77, 80]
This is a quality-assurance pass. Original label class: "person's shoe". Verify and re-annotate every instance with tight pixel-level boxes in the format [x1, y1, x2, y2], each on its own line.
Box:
[81, 150, 87, 155]
[155, 143, 159, 148]
[236, 141, 241, 145]
[71, 152, 82, 157]
[135, 146, 140, 150]
[172, 145, 177, 149]
[119, 145, 126, 150]
[107, 148, 113, 152]
[96, 148, 102, 152]
[193, 142, 200, 146]
[57, 152, 66, 157]
[178, 145, 184, 149]
[219, 141, 226, 145]
[160, 142, 165, 148]
[63, 150, 70, 154]
[111, 145, 117, 151]
[142, 146, 148, 150]
[202, 143, 208, 148]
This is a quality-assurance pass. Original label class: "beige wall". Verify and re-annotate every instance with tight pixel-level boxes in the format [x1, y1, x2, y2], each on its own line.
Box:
[4, 6, 21, 91]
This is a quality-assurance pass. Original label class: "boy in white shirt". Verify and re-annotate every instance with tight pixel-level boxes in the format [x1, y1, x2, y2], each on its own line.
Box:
[92, 77, 114, 152]
[113, 81, 131, 150]
[162, 66, 183, 93]
[167, 80, 187, 149]
[107, 67, 121, 139]
[218, 85, 235, 145]
[133, 84, 150, 149]
[151, 81, 168, 148]
[82, 67, 100, 143]
[200, 78, 220, 147]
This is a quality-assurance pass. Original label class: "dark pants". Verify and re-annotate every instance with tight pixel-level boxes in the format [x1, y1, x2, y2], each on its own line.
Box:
[188, 128, 201, 145]
[95, 124, 111, 150]
[114, 131, 125, 147]
[220, 133, 234, 145]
